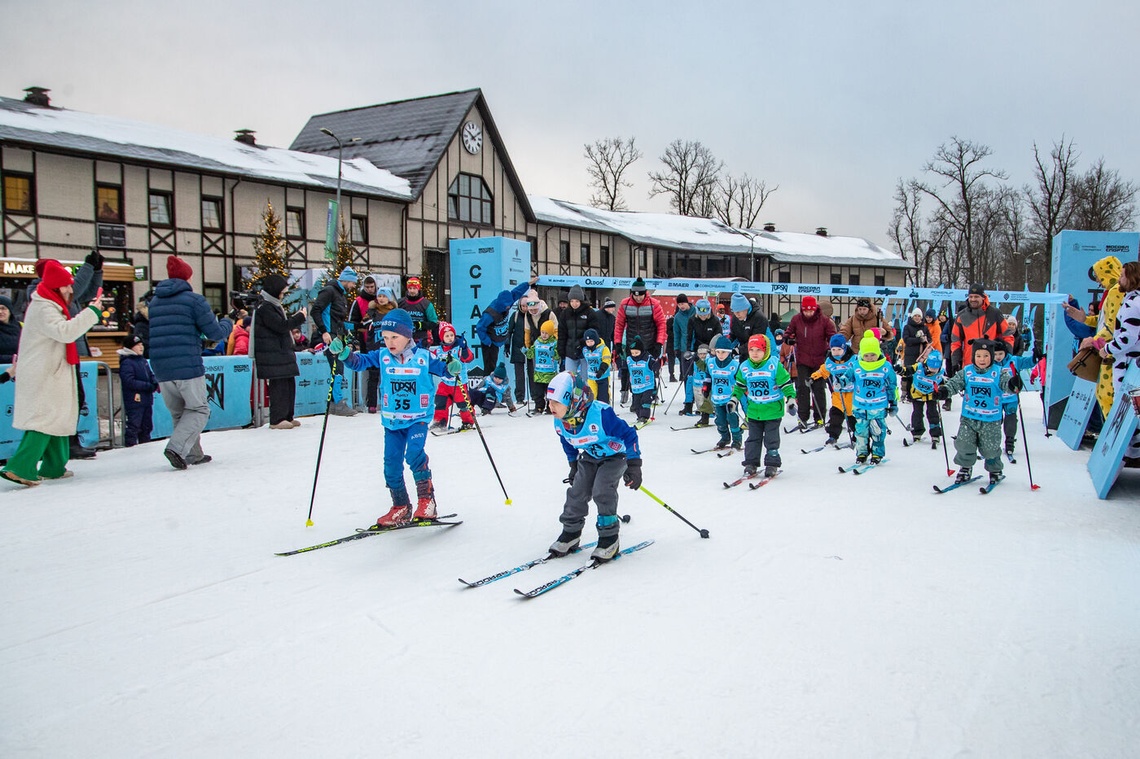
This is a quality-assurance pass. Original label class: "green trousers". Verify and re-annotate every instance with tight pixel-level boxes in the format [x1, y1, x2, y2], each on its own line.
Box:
[3, 431, 69, 481]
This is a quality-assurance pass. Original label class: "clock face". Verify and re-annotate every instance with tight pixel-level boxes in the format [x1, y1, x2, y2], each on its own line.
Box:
[461, 121, 483, 154]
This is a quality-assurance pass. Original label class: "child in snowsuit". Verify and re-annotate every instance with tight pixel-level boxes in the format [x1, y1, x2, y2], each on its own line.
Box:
[527, 320, 560, 413]
[467, 364, 517, 415]
[582, 328, 612, 404]
[546, 371, 643, 562]
[430, 321, 476, 431]
[707, 334, 742, 450]
[625, 335, 658, 424]
[990, 341, 1034, 457]
[836, 331, 899, 465]
[117, 333, 158, 447]
[908, 349, 945, 444]
[334, 309, 455, 526]
[691, 343, 712, 427]
[810, 333, 857, 447]
[733, 333, 795, 478]
[935, 339, 1014, 486]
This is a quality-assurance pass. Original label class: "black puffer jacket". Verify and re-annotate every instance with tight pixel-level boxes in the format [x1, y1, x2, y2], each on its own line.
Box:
[688, 313, 721, 353]
[558, 303, 599, 361]
[730, 309, 770, 358]
[900, 319, 932, 366]
[311, 282, 349, 339]
[254, 301, 308, 380]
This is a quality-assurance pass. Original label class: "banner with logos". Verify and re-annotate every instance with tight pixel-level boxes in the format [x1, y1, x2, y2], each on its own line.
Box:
[151, 356, 254, 439]
[1088, 363, 1140, 499]
[449, 237, 531, 372]
[0, 362, 99, 458]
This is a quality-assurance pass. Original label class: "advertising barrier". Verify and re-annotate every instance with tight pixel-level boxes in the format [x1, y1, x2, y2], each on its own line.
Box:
[450, 237, 531, 374]
[0, 362, 100, 459]
[1056, 377, 1098, 450]
[151, 356, 254, 439]
[1088, 363, 1140, 499]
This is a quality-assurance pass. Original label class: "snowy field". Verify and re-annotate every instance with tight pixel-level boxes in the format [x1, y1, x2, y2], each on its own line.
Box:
[2, 395, 1139, 758]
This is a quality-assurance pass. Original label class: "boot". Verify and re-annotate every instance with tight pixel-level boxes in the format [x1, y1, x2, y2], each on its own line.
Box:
[460, 422, 476, 431]
[620, 389, 630, 406]
[743, 464, 757, 477]
[376, 505, 411, 527]
[731, 438, 743, 451]
[414, 495, 437, 520]
[989, 471, 1003, 485]
[549, 529, 582, 557]
[955, 467, 973, 484]
[69, 435, 96, 459]
[825, 436, 838, 446]
[714, 436, 730, 450]
[763, 465, 779, 478]
[429, 420, 447, 431]
[870, 455, 882, 465]
[331, 402, 358, 417]
[1005, 442, 1016, 456]
[855, 454, 868, 465]
[696, 413, 710, 427]
[591, 533, 620, 562]
[681, 402, 693, 416]
[942, 398, 952, 411]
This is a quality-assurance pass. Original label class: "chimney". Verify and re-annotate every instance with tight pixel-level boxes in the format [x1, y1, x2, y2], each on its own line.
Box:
[23, 86, 50, 107]
[816, 227, 828, 237]
[762, 222, 776, 232]
[234, 129, 257, 146]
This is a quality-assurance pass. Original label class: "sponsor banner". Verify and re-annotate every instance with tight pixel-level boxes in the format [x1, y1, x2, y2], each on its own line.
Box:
[151, 356, 254, 439]
[295, 352, 333, 418]
[0, 362, 110, 457]
[1088, 363, 1140, 499]
[450, 237, 531, 376]
[1056, 377, 1098, 450]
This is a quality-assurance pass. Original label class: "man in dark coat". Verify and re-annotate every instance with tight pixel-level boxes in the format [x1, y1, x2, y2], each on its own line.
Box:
[728, 292, 770, 359]
[148, 255, 231, 469]
[311, 266, 358, 416]
[784, 295, 835, 426]
[254, 274, 308, 429]
[558, 284, 599, 376]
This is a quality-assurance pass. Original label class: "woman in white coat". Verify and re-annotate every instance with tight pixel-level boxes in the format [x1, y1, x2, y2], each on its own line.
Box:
[1, 259, 101, 486]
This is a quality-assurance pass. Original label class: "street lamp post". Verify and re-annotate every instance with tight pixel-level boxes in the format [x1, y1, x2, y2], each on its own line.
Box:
[319, 127, 359, 255]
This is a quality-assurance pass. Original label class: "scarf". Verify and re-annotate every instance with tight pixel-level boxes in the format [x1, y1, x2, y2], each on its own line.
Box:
[261, 291, 287, 318]
[36, 282, 80, 365]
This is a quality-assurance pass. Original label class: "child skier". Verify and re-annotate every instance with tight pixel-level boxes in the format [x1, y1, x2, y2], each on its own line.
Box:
[837, 331, 899, 465]
[429, 321, 476, 431]
[733, 333, 795, 478]
[810, 333, 857, 446]
[546, 371, 643, 562]
[691, 343, 713, 427]
[935, 339, 1014, 486]
[467, 364, 517, 416]
[527, 320, 560, 414]
[907, 349, 945, 445]
[582, 327, 612, 404]
[707, 334, 743, 450]
[990, 341, 1033, 457]
[117, 333, 158, 447]
[332, 309, 457, 526]
[625, 335, 658, 425]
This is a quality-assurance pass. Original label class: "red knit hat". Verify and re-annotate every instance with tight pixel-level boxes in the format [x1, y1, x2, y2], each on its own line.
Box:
[166, 255, 193, 281]
[40, 259, 74, 289]
[438, 321, 456, 341]
[406, 277, 422, 290]
[748, 334, 768, 352]
[35, 258, 49, 278]
[801, 295, 818, 310]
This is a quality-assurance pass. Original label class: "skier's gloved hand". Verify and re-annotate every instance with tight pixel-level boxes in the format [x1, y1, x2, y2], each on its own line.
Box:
[446, 356, 462, 376]
[683, 351, 693, 361]
[328, 337, 351, 360]
[1009, 373, 1023, 392]
[563, 460, 579, 485]
[935, 385, 950, 400]
[702, 380, 712, 395]
[622, 459, 643, 490]
[786, 399, 797, 417]
[455, 335, 468, 350]
[888, 402, 898, 415]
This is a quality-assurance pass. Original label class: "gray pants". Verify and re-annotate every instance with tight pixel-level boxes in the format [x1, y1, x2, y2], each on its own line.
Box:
[954, 416, 1002, 474]
[159, 377, 210, 464]
[1003, 410, 1018, 450]
[561, 454, 626, 537]
[744, 418, 782, 468]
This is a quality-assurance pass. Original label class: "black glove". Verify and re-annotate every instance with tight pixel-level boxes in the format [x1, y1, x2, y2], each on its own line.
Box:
[1009, 373, 1023, 392]
[563, 460, 579, 485]
[935, 385, 950, 400]
[623, 459, 643, 490]
[85, 250, 104, 270]
[648, 343, 662, 359]
[888, 402, 898, 415]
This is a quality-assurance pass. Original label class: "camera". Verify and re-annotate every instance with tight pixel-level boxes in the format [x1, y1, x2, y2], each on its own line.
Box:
[230, 290, 260, 310]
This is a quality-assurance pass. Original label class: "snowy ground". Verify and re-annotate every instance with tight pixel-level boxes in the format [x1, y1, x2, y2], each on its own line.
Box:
[2, 394, 1139, 758]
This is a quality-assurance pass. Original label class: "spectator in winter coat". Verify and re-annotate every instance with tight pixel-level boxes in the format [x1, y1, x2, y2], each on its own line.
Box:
[130, 297, 151, 358]
[291, 328, 309, 352]
[839, 298, 892, 346]
[1, 259, 102, 486]
[398, 276, 439, 347]
[614, 278, 667, 404]
[477, 276, 537, 375]
[254, 274, 308, 429]
[784, 295, 835, 427]
[362, 287, 398, 412]
[900, 308, 933, 367]
[664, 314, 677, 382]
[688, 299, 722, 354]
[230, 316, 251, 356]
[148, 255, 232, 469]
[508, 292, 553, 406]
[728, 292, 770, 360]
[597, 298, 618, 351]
[948, 283, 1014, 373]
[312, 266, 358, 415]
[924, 309, 941, 356]
[117, 333, 158, 446]
[557, 284, 599, 377]
[349, 275, 378, 349]
[0, 295, 21, 363]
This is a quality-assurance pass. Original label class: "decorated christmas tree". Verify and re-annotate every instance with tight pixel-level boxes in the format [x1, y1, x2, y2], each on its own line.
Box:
[249, 200, 289, 288]
[324, 217, 356, 283]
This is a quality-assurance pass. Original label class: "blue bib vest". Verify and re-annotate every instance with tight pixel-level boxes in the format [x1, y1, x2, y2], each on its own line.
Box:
[994, 357, 1019, 409]
[911, 365, 944, 396]
[430, 343, 468, 386]
[852, 364, 892, 413]
[379, 349, 435, 427]
[708, 356, 741, 405]
[824, 354, 855, 393]
[534, 341, 559, 375]
[584, 345, 610, 380]
[555, 402, 628, 460]
[627, 356, 655, 393]
[738, 354, 782, 404]
[961, 364, 1003, 422]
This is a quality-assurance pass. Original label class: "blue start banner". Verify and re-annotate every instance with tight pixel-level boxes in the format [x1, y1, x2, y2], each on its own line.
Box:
[151, 356, 254, 439]
[0, 362, 100, 459]
[449, 237, 531, 370]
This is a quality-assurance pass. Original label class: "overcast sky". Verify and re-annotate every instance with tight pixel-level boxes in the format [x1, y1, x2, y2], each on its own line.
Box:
[3, 0, 1138, 245]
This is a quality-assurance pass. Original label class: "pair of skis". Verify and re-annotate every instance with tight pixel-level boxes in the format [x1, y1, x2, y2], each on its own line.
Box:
[274, 514, 462, 556]
[671, 423, 711, 432]
[691, 445, 740, 457]
[784, 421, 825, 435]
[801, 440, 853, 454]
[932, 475, 1004, 495]
[723, 470, 780, 490]
[460, 540, 655, 598]
[838, 457, 889, 475]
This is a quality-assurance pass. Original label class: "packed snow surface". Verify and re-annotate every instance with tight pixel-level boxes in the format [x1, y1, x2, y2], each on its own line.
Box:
[2, 395, 1138, 757]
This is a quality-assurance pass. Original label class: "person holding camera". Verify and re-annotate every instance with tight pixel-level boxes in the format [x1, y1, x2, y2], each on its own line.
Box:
[253, 274, 307, 429]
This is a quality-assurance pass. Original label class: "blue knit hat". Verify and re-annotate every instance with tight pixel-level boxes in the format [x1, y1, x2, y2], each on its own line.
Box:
[730, 292, 750, 314]
[338, 267, 358, 283]
[584, 328, 600, 344]
[829, 334, 848, 350]
[493, 364, 508, 380]
[378, 308, 413, 338]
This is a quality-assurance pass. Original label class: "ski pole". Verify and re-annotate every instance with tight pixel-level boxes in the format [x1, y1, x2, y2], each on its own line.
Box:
[305, 353, 338, 526]
[638, 484, 710, 539]
[663, 375, 683, 415]
[1017, 403, 1041, 491]
[932, 399, 953, 477]
[460, 381, 513, 504]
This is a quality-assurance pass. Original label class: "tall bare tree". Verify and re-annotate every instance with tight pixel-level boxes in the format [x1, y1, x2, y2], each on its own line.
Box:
[1070, 157, 1137, 231]
[713, 173, 777, 228]
[889, 179, 947, 286]
[1024, 137, 1078, 256]
[648, 140, 723, 216]
[584, 137, 642, 211]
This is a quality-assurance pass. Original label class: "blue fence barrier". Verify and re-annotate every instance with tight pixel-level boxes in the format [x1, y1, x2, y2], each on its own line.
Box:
[151, 356, 254, 439]
[0, 362, 100, 459]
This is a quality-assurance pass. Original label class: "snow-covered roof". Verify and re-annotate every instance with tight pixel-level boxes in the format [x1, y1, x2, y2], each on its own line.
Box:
[529, 196, 911, 269]
[0, 98, 412, 201]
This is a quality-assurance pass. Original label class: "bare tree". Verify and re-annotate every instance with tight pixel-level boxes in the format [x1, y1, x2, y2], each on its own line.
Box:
[584, 137, 642, 211]
[648, 140, 723, 216]
[915, 137, 1009, 285]
[1024, 137, 1078, 255]
[1070, 157, 1138, 231]
[996, 185, 1033, 289]
[713, 173, 777, 228]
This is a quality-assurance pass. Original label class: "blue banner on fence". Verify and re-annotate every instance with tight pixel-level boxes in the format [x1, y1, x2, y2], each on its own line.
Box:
[1088, 363, 1140, 499]
[295, 351, 333, 417]
[1057, 377, 1098, 450]
[0, 362, 100, 459]
[151, 356, 254, 439]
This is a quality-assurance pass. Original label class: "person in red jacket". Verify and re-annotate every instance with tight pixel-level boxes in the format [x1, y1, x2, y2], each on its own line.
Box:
[613, 277, 666, 405]
[949, 283, 1014, 372]
[783, 296, 835, 428]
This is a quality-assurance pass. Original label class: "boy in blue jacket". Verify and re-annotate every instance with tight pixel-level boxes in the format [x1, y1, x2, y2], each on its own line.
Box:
[117, 334, 158, 446]
[468, 365, 517, 415]
[332, 309, 457, 526]
[546, 371, 642, 562]
[625, 336, 658, 425]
